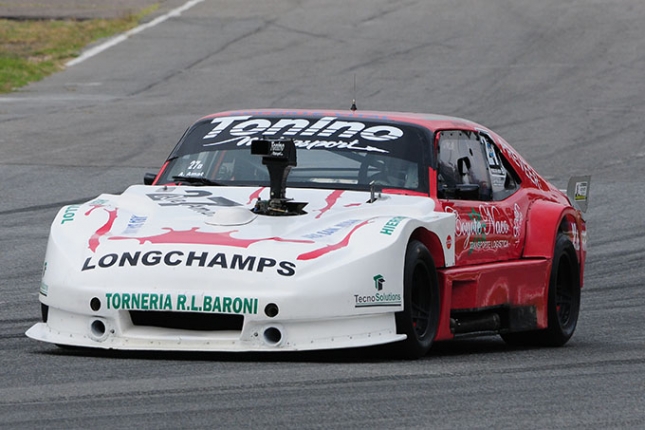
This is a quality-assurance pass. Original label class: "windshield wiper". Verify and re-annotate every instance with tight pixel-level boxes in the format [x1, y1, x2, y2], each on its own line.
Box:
[171, 175, 224, 186]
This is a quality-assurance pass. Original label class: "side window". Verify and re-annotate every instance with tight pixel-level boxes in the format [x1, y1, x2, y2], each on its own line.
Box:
[479, 133, 520, 200]
[437, 130, 491, 201]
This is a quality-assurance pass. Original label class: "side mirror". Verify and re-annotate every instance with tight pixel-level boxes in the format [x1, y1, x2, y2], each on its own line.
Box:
[143, 172, 157, 185]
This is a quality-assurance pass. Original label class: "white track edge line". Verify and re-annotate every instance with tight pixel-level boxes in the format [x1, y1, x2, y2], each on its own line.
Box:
[66, 0, 205, 67]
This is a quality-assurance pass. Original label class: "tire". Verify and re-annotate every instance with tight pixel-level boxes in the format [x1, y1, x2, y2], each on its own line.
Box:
[502, 233, 581, 347]
[394, 240, 440, 359]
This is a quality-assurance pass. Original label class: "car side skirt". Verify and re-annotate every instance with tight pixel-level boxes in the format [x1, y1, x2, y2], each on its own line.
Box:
[435, 258, 550, 340]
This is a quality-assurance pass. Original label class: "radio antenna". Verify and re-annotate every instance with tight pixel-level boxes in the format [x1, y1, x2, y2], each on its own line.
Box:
[350, 74, 357, 111]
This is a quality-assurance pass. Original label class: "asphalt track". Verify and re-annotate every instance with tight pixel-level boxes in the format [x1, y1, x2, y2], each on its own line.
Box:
[2, 1, 645, 428]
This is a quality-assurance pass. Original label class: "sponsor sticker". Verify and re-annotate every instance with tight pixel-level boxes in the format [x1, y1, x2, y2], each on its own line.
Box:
[373, 274, 384, 291]
[122, 215, 147, 235]
[574, 181, 588, 201]
[354, 275, 402, 308]
[146, 190, 241, 216]
[82, 250, 296, 277]
[302, 219, 361, 239]
[203, 115, 404, 145]
[354, 292, 402, 307]
[380, 216, 405, 236]
[60, 204, 81, 224]
[446, 204, 521, 253]
[104, 292, 258, 314]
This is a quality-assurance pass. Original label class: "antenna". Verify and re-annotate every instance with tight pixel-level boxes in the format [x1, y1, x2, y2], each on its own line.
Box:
[350, 74, 357, 111]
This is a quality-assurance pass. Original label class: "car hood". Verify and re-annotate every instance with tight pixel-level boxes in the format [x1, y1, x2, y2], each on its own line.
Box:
[46, 185, 449, 284]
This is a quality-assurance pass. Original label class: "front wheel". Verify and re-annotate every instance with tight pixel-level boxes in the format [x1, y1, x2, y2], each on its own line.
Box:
[394, 240, 440, 359]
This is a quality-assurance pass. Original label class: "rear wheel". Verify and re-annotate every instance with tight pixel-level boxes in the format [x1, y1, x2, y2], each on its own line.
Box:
[502, 233, 581, 346]
[394, 240, 440, 359]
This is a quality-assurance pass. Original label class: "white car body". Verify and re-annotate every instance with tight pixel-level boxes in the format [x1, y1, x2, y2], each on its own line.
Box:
[27, 185, 455, 351]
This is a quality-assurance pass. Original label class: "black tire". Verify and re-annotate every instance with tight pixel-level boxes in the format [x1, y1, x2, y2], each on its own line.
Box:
[394, 240, 440, 359]
[502, 233, 581, 347]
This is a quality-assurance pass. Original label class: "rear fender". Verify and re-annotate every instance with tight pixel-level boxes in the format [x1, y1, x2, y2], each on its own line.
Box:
[523, 201, 569, 258]
[523, 201, 585, 285]
[559, 212, 586, 287]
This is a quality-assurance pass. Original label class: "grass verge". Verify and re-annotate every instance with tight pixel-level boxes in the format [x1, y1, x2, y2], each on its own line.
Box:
[0, 5, 157, 93]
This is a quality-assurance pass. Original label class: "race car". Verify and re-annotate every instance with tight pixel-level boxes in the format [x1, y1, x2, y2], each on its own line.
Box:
[26, 109, 589, 359]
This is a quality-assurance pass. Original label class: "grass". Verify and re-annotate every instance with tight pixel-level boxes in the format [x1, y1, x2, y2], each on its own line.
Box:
[0, 5, 158, 93]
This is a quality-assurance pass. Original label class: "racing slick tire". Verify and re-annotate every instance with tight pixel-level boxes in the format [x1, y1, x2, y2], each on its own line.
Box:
[502, 233, 581, 347]
[394, 240, 440, 359]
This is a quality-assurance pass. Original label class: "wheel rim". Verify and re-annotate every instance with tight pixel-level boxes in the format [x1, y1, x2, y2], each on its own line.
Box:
[555, 253, 574, 327]
[411, 262, 432, 338]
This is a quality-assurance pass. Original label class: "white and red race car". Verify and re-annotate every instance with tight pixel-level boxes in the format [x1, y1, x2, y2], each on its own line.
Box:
[27, 109, 589, 359]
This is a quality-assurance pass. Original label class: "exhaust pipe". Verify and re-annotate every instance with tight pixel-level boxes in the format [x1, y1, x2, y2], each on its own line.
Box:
[451, 313, 501, 334]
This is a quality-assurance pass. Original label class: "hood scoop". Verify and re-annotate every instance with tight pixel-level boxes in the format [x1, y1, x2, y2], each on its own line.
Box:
[205, 207, 257, 226]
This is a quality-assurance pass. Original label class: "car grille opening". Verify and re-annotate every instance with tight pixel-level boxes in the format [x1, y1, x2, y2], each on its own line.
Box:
[129, 311, 243, 331]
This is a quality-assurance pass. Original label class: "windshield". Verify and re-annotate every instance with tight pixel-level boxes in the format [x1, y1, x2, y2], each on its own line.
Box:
[157, 115, 431, 192]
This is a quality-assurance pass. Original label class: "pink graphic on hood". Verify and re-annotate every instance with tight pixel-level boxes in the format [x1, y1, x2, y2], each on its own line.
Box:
[87, 207, 118, 252]
[297, 220, 370, 261]
[315, 190, 344, 219]
[247, 187, 266, 205]
[110, 227, 315, 248]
